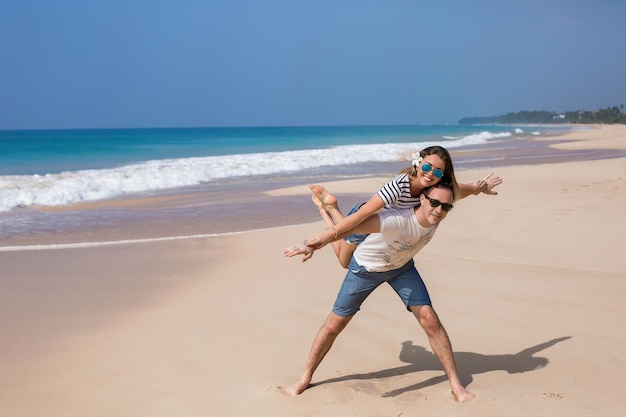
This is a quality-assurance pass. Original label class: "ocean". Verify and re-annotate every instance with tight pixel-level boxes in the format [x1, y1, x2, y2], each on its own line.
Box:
[0, 124, 577, 248]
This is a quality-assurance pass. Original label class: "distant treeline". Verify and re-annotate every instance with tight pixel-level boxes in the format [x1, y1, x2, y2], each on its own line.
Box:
[458, 105, 626, 125]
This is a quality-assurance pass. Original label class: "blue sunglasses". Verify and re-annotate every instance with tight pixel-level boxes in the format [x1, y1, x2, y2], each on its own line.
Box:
[421, 162, 444, 179]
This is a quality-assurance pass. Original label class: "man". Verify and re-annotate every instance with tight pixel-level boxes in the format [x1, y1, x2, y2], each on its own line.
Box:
[283, 182, 475, 402]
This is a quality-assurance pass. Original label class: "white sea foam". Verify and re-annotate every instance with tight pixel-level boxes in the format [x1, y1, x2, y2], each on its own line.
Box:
[0, 230, 249, 252]
[0, 131, 512, 212]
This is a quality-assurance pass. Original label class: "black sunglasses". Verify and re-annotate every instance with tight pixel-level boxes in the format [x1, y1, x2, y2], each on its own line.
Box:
[423, 194, 454, 212]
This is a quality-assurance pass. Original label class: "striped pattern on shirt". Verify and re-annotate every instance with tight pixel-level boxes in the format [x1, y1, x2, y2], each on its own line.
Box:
[377, 173, 422, 209]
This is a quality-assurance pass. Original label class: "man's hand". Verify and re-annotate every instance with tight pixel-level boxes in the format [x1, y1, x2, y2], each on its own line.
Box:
[284, 242, 315, 263]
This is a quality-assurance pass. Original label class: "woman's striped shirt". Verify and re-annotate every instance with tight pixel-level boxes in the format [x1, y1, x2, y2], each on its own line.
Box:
[377, 173, 422, 209]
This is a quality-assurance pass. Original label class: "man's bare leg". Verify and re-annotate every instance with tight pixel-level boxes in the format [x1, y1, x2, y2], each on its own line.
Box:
[410, 305, 476, 402]
[284, 312, 353, 396]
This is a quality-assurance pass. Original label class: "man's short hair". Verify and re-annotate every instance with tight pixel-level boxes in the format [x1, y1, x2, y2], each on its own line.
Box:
[423, 181, 455, 200]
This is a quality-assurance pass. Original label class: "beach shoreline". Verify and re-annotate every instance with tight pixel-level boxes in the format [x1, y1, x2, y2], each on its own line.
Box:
[1, 125, 625, 416]
[2, 125, 624, 249]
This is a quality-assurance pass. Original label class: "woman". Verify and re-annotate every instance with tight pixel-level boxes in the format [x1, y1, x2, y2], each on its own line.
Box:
[303, 145, 501, 263]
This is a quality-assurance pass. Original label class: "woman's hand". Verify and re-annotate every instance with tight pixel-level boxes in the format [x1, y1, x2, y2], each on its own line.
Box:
[471, 173, 502, 196]
[480, 173, 502, 195]
[304, 228, 334, 250]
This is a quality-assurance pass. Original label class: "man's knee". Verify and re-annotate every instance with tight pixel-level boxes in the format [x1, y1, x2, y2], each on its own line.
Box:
[411, 305, 442, 334]
[323, 313, 352, 336]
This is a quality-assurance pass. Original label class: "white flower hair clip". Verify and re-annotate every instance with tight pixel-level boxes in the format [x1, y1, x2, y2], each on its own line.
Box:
[411, 153, 423, 167]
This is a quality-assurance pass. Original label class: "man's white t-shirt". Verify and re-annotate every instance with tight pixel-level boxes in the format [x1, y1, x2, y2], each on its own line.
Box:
[353, 208, 437, 272]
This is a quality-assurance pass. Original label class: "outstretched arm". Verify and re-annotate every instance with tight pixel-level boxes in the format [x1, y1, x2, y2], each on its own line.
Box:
[285, 211, 382, 263]
[457, 173, 503, 198]
[304, 192, 385, 249]
[284, 242, 315, 263]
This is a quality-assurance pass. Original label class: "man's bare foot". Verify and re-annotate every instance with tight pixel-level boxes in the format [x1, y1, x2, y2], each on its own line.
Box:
[282, 379, 310, 396]
[451, 386, 476, 402]
[309, 184, 338, 211]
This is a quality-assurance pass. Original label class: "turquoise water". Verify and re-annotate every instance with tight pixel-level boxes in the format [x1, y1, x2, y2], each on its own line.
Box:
[0, 124, 550, 175]
[0, 124, 571, 212]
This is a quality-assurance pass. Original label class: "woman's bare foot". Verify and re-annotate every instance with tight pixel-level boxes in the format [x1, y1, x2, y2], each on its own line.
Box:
[306, 184, 343, 250]
[310, 191, 324, 212]
[309, 184, 338, 211]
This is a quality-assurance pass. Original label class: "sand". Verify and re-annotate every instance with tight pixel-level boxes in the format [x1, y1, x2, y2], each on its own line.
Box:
[1, 125, 625, 416]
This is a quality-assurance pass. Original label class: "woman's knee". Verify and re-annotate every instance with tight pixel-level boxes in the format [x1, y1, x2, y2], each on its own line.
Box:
[338, 257, 350, 269]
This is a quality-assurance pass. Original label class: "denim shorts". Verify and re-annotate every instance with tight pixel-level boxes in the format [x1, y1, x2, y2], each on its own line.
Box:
[332, 257, 432, 317]
[344, 202, 369, 245]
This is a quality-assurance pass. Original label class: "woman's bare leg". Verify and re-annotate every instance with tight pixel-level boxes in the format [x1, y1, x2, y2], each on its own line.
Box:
[309, 184, 344, 223]
[310, 188, 343, 260]
[309, 185, 357, 268]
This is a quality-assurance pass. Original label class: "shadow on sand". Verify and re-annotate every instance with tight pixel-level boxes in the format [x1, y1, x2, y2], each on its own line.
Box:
[312, 336, 571, 396]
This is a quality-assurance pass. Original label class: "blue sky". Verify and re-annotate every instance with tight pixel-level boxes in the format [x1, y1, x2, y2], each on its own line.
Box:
[1, 0, 625, 129]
